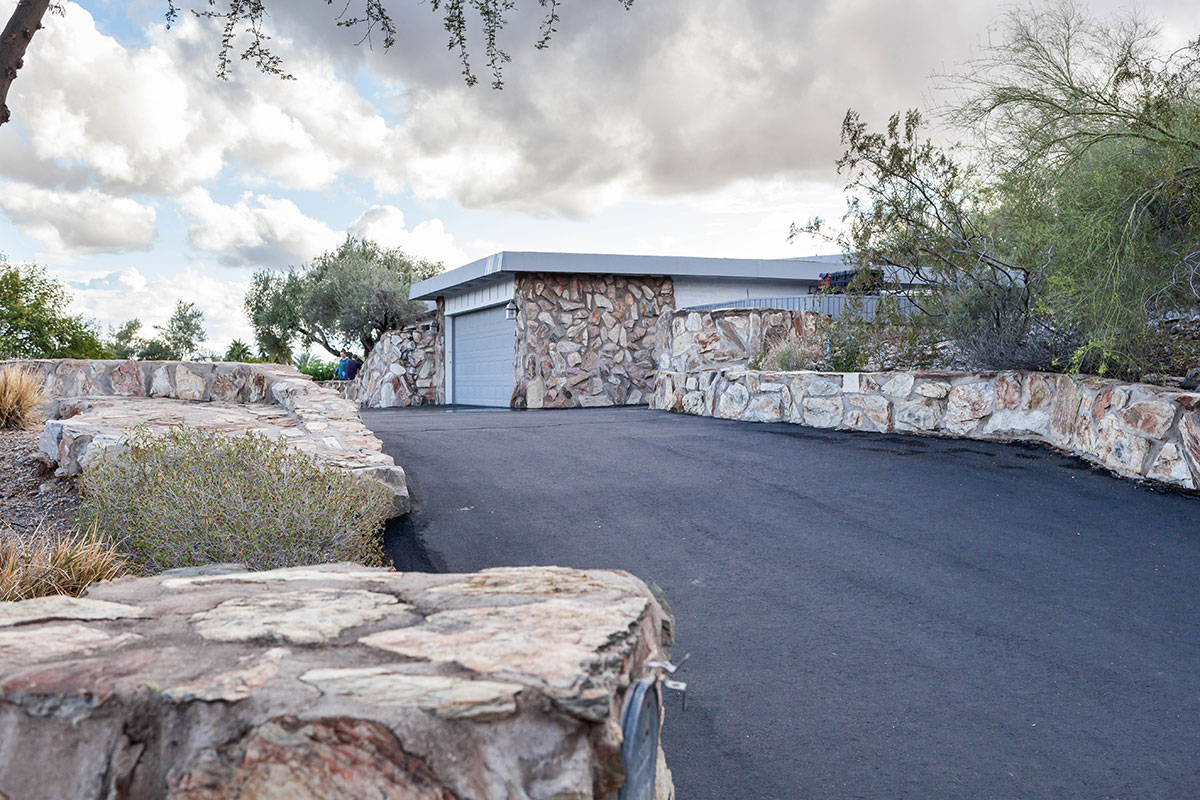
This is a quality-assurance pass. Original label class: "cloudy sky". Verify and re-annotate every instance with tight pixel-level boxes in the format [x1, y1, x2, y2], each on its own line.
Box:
[2, 0, 1198, 352]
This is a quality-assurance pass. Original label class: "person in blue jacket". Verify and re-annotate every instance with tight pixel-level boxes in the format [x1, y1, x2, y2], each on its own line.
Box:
[335, 350, 349, 380]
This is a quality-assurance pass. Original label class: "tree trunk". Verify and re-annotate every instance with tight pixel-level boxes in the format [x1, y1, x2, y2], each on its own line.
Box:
[0, 0, 52, 126]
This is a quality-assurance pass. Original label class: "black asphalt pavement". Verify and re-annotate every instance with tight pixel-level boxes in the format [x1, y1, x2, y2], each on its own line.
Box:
[364, 406, 1200, 800]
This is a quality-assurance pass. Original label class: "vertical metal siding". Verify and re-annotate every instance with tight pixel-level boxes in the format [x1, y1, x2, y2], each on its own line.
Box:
[451, 305, 516, 407]
[683, 294, 922, 321]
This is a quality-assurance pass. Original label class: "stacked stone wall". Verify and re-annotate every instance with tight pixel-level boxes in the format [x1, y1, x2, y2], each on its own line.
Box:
[0, 563, 675, 799]
[3, 359, 410, 513]
[342, 318, 444, 408]
[653, 367, 1200, 492]
[514, 273, 674, 408]
[657, 308, 829, 373]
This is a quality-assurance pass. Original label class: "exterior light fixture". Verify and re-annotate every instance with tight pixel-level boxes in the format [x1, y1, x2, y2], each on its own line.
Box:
[504, 300, 518, 320]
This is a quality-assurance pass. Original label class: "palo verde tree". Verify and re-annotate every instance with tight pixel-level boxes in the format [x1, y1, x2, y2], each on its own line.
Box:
[801, 0, 1200, 377]
[245, 237, 440, 363]
[1, 0, 636, 127]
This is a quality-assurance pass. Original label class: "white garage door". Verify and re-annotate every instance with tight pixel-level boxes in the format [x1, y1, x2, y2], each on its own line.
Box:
[452, 305, 515, 407]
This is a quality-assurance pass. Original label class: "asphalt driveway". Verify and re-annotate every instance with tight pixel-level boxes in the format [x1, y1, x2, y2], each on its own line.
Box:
[364, 406, 1200, 800]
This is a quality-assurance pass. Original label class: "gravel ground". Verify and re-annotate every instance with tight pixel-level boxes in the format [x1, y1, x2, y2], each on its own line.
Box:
[0, 428, 79, 542]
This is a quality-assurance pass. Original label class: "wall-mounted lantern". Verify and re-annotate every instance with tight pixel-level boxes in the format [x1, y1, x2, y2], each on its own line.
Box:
[504, 300, 518, 320]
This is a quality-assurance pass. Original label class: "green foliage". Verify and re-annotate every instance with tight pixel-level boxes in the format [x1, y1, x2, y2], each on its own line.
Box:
[223, 339, 254, 362]
[154, 301, 206, 359]
[295, 354, 337, 382]
[246, 236, 440, 361]
[108, 318, 142, 359]
[801, 1, 1200, 378]
[106, 302, 208, 361]
[0, 258, 110, 359]
[77, 427, 390, 574]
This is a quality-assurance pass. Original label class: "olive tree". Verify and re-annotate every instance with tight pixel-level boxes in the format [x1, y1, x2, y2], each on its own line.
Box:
[245, 237, 440, 362]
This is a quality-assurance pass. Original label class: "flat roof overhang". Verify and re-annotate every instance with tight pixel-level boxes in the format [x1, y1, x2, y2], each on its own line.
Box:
[409, 251, 848, 301]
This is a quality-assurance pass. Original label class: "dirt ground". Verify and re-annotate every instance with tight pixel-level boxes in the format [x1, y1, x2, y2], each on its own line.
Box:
[0, 429, 79, 542]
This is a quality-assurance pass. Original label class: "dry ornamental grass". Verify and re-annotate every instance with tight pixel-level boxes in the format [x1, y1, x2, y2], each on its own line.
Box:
[0, 522, 127, 601]
[0, 367, 46, 430]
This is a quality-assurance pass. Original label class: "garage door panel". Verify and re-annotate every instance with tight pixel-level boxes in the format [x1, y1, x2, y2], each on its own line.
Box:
[453, 306, 515, 407]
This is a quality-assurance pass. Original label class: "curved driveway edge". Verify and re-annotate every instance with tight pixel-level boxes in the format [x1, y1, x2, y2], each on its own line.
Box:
[367, 405, 1200, 799]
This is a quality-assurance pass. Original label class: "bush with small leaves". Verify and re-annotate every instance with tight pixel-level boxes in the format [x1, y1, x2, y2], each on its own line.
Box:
[77, 427, 390, 573]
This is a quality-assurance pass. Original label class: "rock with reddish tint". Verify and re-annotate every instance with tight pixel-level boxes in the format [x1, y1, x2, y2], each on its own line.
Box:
[109, 361, 147, 396]
[946, 382, 996, 434]
[847, 394, 892, 431]
[1023, 373, 1054, 410]
[210, 368, 246, 404]
[1180, 412, 1200, 478]
[1117, 400, 1177, 439]
[1147, 443, 1195, 489]
[1050, 377, 1084, 447]
[995, 372, 1022, 410]
[0, 564, 675, 800]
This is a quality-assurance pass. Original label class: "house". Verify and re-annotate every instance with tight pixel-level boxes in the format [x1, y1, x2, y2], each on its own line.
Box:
[407, 251, 843, 408]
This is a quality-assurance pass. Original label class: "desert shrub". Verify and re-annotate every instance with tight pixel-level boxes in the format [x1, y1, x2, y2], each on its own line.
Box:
[77, 428, 390, 573]
[0, 366, 46, 430]
[943, 282, 1072, 371]
[759, 329, 824, 372]
[0, 525, 127, 600]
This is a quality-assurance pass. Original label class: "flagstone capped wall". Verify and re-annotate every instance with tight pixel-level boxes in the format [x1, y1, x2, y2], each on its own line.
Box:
[0, 563, 676, 799]
[3, 359, 411, 514]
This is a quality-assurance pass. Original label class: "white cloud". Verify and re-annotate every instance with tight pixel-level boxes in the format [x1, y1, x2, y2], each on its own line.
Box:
[179, 188, 342, 268]
[56, 266, 255, 353]
[347, 205, 466, 268]
[2, 2, 401, 196]
[177, 192, 465, 270]
[0, 182, 156, 254]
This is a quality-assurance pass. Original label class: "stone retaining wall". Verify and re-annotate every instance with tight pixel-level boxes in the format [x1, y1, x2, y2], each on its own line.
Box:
[653, 367, 1200, 491]
[656, 308, 828, 373]
[341, 321, 444, 408]
[0, 563, 675, 799]
[514, 273, 674, 408]
[3, 359, 410, 514]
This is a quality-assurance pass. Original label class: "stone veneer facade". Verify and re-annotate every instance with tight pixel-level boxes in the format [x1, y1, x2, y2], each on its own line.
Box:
[653, 367, 1200, 492]
[342, 316, 445, 408]
[513, 273, 675, 409]
[0, 563, 675, 799]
